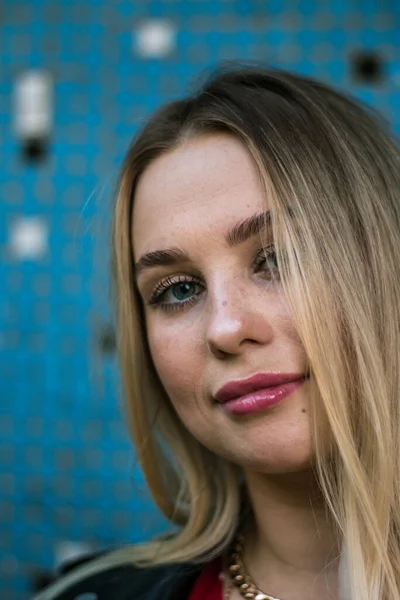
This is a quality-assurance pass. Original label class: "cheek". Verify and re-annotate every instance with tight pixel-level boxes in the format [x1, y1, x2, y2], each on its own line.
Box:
[147, 318, 205, 405]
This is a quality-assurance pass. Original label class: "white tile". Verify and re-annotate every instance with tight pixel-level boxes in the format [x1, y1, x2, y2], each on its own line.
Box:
[134, 19, 177, 58]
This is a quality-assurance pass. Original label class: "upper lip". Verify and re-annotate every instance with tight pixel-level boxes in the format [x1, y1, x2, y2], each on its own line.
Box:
[214, 372, 307, 403]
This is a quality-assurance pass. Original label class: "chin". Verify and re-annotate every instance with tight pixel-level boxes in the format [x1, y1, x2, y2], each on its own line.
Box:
[234, 455, 313, 475]
[206, 439, 314, 475]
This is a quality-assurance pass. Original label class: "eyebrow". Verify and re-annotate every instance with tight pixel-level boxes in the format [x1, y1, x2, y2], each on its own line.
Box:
[134, 211, 272, 278]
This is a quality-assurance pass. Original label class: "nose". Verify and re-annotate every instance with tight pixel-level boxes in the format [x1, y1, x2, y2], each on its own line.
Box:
[205, 287, 273, 359]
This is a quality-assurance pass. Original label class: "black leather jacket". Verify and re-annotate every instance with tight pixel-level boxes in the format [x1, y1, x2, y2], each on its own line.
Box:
[38, 555, 203, 600]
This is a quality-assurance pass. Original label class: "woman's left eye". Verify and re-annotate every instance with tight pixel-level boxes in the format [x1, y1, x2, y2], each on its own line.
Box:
[254, 247, 279, 276]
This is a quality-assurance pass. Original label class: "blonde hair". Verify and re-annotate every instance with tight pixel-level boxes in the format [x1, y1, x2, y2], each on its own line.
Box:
[36, 65, 400, 600]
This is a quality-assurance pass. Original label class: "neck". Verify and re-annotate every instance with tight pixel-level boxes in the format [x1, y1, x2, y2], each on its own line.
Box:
[241, 468, 340, 599]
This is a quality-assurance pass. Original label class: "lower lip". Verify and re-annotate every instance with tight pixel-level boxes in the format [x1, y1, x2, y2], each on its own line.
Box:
[219, 379, 306, 416]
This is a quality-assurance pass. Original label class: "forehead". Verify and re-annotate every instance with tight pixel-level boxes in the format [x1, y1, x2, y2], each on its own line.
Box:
[132, 134, 267, 254]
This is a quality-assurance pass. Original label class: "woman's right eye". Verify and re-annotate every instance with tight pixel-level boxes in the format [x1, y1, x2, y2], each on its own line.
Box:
[148, 276, 204, 311]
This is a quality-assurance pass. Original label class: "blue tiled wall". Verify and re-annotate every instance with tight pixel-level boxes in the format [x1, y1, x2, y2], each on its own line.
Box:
[1, 1, 399, 598]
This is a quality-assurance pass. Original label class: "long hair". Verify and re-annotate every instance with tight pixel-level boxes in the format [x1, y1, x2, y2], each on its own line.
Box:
[36, 65, 400, 600]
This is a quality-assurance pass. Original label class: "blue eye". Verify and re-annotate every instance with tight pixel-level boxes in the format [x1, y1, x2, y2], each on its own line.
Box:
[170, 281, 198, 301]
[149, 276, 203, 310]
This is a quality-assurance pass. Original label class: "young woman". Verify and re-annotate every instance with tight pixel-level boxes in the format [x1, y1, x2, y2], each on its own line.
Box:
[35, 65, 400, 600]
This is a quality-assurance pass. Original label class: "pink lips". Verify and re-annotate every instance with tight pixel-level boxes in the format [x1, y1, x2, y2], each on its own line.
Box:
[215, 372, 307, 416]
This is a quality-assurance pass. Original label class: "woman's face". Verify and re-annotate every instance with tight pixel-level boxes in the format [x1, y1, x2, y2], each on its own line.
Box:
[133, 134, 312, 473]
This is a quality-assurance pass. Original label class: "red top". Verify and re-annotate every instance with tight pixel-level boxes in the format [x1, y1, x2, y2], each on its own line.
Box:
[188, 559, 224, 600]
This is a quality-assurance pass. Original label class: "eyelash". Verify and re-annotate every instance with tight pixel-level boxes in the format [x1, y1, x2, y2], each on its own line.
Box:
[147, 246, 279, 312]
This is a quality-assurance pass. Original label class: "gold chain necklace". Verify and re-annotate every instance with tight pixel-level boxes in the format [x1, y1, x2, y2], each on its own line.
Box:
[223, 534, 282, 600]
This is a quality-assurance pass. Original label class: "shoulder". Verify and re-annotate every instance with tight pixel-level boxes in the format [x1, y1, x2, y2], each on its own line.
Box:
[34, 552, 203, 600]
